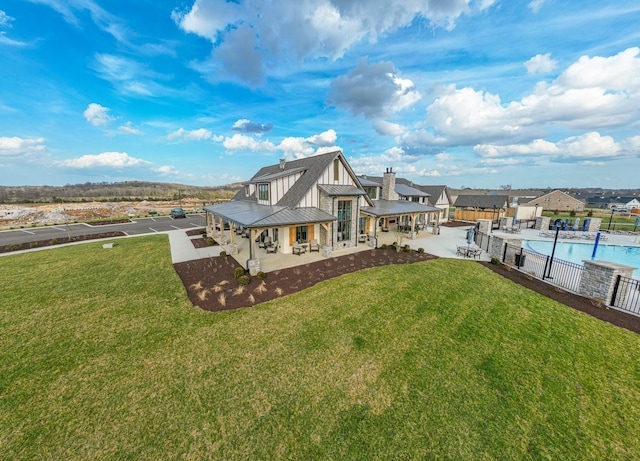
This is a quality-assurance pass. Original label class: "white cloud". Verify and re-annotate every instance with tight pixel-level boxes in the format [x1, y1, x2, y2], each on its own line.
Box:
[223, 134, 276, 151]
[277, 130, 339, 159]
[0, 10, 14, 28]
[373, 120, 405, 136]
[167, 127, 214, 141]
[173, 0, 495, 84]
[0, 136, 46, 156]
[413, 48, 640, 148]
[327, 58, 421, 118]
[83, 103, 113, 127]
[118, 122, 143, 135]
[232, 119, 273, 133]
[474, 132, 622, 163]
[528, 0, 546, 13]
[525, 53, 557, 74]
[60, 152, 151, 168]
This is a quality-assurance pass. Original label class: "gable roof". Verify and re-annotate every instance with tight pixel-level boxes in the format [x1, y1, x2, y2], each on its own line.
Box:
[361, 199, 440, 217]
[412, 185, 450, 206]
[522, 190, 584, 205]
[453, 195, 509, 209]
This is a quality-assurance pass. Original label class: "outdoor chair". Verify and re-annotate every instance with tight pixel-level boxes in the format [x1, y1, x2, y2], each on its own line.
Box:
[292, 242, 307, 255]
[358, 234, 367, 243]
[310, 239, 320, 252]
[259, 235, 272, 249]
[266, 241, 278, 253]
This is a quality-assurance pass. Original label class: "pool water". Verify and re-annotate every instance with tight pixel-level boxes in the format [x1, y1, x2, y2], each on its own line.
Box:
[524, 240, 640, 276]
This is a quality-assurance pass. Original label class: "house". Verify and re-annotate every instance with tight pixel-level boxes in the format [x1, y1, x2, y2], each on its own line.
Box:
[524, 190, 585, 212]
[203, 152, 441, 264]
[452, 195, 509, 222]
[358, 173, 451, 224]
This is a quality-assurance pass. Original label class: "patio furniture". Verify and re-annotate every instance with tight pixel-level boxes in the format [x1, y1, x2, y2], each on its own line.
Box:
[309, 239, 320, 252]
[358, 234, 367, 243]
[292, 242, 308, 255]
[259, 235, 272, 249]
[266, 241, 278, 253]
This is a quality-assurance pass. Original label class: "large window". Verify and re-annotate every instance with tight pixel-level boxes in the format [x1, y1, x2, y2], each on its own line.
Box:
[337, 200, 352, 241]
[257, 183, 269, 202]
[295, 225, 308, 243]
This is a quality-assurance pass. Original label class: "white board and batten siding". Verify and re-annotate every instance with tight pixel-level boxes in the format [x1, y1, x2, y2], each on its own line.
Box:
[296, 158, 359, 208]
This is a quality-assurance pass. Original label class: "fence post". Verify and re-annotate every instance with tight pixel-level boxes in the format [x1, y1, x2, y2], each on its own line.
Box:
[578, 261, 636, 306]
[610, 275, 622, 306]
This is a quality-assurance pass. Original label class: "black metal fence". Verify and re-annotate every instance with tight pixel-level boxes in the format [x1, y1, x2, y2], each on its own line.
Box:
[505, 244, 584, 294]
[611, 275, 640, 315]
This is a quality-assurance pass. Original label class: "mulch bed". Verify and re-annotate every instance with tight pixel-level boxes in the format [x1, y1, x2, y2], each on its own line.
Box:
[173, 249, 437, 312]
[173, 243, 639, 334]
[0, 231, 126, 254]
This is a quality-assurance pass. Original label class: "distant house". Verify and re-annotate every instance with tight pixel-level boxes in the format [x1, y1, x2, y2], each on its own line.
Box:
[357, 176, 452, 224]
[203, 152, 441, 259]
[524, 190, 585, 212]
[452, 195, 509, 222]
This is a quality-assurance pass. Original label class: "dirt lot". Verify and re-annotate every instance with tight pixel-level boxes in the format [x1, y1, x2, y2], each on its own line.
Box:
[0, 199, 206, 230]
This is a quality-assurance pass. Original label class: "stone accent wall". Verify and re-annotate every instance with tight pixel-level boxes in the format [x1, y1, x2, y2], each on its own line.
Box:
[587, 217, 602, 232]
[578, 261, 635, 304]
[382, 169, 398, 200]
[247, 259, 261, 276]
[488, 235, 522, 262]
[534, 216, 550, 230]
[477, 219, 492, 234]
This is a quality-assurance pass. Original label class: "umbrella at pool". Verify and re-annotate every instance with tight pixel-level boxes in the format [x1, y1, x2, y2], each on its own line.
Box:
[572, 217, 580, 231]
[466, 227, 475, 247]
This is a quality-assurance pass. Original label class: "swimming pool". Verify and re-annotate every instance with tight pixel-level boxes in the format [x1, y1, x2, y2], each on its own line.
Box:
[524, 240, 640, 276]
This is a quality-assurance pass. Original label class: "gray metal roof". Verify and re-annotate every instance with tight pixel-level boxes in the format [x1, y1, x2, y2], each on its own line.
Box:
[395, 183, 429, 197]
[253, 207, 336, 227]
[250, 166, 306, 183]
[317, 184, 367, 196]
[360, 199, 440, 217]
[203, 201, 286, 227]
[453, 195, 509, 209]
[358, 176, 381, 187]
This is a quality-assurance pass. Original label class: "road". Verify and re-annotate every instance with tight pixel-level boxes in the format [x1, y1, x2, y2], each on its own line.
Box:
[0, 214, 206, 247]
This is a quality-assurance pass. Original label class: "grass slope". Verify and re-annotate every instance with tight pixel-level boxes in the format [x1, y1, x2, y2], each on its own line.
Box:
[1, 235, 639, 460]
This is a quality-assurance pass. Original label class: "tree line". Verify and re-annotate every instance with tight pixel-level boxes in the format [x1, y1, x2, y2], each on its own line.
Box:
[0, 181, 242, 204]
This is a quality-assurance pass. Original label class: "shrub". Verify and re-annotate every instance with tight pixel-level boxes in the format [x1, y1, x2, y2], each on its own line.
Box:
[490, 257, 501, 265]
[256, 271, 266, 280]
[587, 210, 593, 217]
[570, 210, 576, 217]
[417, 247, 424, 254]
[6, 244, 19, 251]
[403, 244, 411, 252]
[380, 244, 388, 249]
[30, 242, 38, 248]
[238, 275, 250, 286]
[50, 238, 58, 244]
[219, 251, 227, 258]
[234, 267, 245, 279]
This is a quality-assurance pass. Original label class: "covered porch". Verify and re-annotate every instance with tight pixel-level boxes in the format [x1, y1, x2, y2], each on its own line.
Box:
[360, 200, 442, 246]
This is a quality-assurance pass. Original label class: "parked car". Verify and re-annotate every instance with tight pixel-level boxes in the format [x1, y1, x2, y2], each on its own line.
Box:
[610, 205, 628, 212]
[171, 207, 186, 218]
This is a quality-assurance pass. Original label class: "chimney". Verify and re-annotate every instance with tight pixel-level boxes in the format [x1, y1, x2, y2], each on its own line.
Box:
[279, 158, 286, 170]
[382, 167, 397, 200]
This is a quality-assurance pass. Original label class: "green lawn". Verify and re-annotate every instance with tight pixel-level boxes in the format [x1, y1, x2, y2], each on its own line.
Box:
[1, 235, 639, 460]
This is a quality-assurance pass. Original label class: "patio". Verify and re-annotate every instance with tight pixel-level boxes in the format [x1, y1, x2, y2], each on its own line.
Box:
[214, 225, 439, 272]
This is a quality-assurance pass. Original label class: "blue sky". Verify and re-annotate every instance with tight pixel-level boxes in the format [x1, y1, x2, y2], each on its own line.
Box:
[1, 0, 639, 189]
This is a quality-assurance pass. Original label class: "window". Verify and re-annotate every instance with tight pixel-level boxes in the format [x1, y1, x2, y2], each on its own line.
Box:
[295, 225, 308, 243]
[337, 200, 352, 241]
[364, 186, 377, 199]
[333, 159, 339, 181]
[257, 183, 269, 202]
